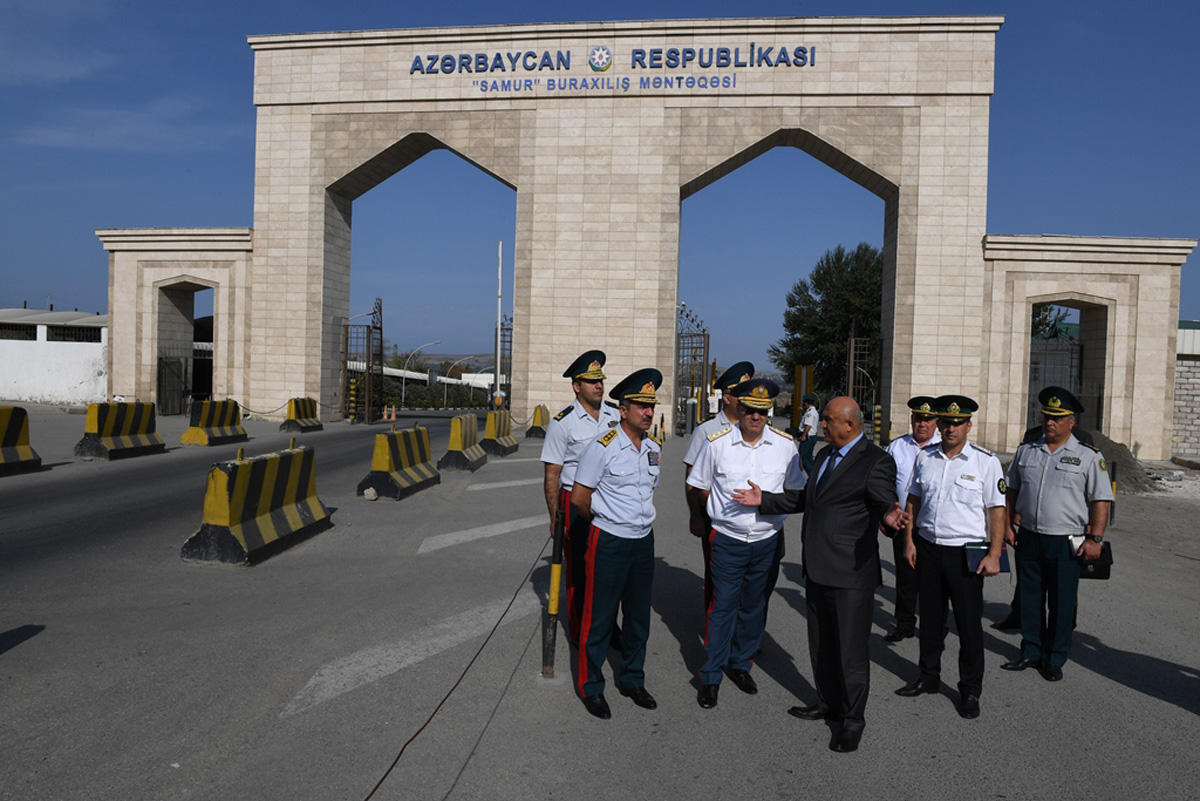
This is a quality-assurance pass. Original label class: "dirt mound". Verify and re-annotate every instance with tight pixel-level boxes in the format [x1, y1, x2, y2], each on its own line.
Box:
[1091, 431, 1162, 495]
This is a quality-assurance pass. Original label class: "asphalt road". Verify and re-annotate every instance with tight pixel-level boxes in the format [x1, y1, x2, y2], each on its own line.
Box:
[2, 410, 1199, 800]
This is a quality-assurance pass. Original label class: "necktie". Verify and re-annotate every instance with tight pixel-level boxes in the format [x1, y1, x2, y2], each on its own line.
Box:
[817, 451, 841, 491]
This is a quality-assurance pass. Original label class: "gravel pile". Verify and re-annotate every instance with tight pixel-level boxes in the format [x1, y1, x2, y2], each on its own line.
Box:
[1091, 432, 1162, 495]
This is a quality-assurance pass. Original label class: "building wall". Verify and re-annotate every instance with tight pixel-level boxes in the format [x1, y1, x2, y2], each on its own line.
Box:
[1173, 358, 1200, 457]
[0, 326, 108, 404]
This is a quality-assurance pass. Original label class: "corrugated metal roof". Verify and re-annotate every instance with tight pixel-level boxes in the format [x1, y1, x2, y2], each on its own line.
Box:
[0, 308, 108, 326]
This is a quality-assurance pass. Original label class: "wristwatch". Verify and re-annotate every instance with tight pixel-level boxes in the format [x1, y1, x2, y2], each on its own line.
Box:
[1087, 535, 1104, 543]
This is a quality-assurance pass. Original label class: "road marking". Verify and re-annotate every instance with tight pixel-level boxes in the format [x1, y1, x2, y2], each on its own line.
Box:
[282, 592, 540, 717]
[417, 514, 546, 554]
[467, 478, 543, 491]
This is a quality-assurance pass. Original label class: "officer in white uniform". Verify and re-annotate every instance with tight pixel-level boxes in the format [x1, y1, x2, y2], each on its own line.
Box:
[686, 378, 806, 708]
[1001, 386, 1112, 682]
[540, 350, 620, 644]
[570, 368, 663, 719]
[881, 396, 942, 643]
[895, 395, 1006, 720]
[683, 361, 755, 617]
[798, 394, 821, 472]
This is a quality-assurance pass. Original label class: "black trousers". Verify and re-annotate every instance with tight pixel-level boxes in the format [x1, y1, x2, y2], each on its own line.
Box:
[805, 578, 873, 734]
[915, 535, 985, 696]
[891, 530, 918, 630]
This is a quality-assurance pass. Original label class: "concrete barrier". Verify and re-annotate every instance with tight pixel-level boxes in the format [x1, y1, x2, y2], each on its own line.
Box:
[482, 410, 519, 457]
[437, 413, 487, 471]
[181, 400, 249, 446]
[280, 397, 323, 433]
[357, 424, 440, 500]
[181, 444, 332, 565]
[526, 404, 550, 439]
[73, 402, 166, 460]
[0, 406, 42, 476]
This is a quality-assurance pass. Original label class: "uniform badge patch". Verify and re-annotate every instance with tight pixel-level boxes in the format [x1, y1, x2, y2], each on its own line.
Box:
[998, 478, 1008, 494]
[962, 474, 976, 481]
[1060, 455, 1081, 465]
[1098, 457, 1107, 472]
[647, 450, 660, 466]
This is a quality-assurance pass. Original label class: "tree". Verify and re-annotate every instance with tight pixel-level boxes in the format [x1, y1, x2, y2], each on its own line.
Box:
[1031, 303, 1071, 339]
[768, 243, 882, 395]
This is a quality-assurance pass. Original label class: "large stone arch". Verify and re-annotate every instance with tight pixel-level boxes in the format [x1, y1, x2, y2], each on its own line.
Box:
[95, 17, 1196, 456]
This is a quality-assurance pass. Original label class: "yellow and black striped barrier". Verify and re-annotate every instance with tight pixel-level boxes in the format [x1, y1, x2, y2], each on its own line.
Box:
[437, 413, 487, 471]
[357, 424, 441, 500]
[526, 404, 550, 439]
[280, 397, 323, 433]
[181, 400, 249, 446]
[0, 406, 42, 476]
[482, 410, 520, 457]
[181, 444, 332, 565]
[73, 402, 166, 460]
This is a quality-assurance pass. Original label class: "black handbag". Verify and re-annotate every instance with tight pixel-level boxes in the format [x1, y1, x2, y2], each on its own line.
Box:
[1078, 541, 1113, 580]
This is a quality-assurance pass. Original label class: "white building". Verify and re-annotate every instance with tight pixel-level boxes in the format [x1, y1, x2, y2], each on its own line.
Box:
[0, 309, 108, 405]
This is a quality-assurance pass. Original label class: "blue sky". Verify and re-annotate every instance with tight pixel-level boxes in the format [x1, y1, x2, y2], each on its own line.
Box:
[1, 0, 1196, 371]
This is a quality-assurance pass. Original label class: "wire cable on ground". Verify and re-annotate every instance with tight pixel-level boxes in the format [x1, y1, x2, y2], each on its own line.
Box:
[361, 532, 553, 801]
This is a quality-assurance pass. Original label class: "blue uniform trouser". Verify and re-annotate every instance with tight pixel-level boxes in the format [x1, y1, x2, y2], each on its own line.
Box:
[576, 526, 654, 698]
[699, 531, 779, 685]
[1016, 529, 1079, 667]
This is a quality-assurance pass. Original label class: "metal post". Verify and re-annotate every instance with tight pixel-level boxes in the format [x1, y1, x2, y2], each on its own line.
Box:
[686, 397, 697, 435]
[494, 240, 502, 407]
[542, 515, 564, 679]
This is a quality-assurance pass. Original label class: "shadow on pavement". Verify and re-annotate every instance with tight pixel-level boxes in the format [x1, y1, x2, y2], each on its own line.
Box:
[0, 624, 45, 657]
[1071, 631, 1200, 716]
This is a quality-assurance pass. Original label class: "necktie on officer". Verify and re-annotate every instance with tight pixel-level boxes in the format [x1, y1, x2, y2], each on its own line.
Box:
[817, 450, 841, 491]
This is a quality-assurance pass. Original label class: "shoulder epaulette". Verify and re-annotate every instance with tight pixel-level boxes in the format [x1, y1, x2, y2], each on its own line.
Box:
[769, 425, 792, 441]
[604, 400, 619, 409]
[969, 442, 994, 457]
[707, 425, 733, 442]
[554, 405, 573, 421]
[922, 442, 941, 452]
[1081, 441, 1101, 453]
[597, 429, 618, 447]
[647, 431, 663, 446]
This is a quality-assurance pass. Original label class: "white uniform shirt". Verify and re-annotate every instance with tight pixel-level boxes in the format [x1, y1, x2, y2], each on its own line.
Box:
[682, 408, 739, 467]
[909, 442, 1005, 546]
[886, 431, 942, 505]
[800, 407, 820, 438]
[686, 425, 807, 543]
[539, 399, 620, 488]
[574, 426, 660, 539]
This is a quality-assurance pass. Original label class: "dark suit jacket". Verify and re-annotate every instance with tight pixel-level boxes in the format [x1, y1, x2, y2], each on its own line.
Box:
[761, 434, 897, 590]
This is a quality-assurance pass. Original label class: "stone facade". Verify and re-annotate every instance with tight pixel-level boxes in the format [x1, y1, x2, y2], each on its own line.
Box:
[94, 17, 1197, 459]
[1174, 358, 1200, 457]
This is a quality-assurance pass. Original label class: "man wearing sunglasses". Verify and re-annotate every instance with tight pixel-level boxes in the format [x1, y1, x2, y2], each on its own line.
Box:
[686, 378, 805, 709]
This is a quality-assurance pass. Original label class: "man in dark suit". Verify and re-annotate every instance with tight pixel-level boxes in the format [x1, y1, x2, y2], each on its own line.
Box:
[733, 396, 906, 753]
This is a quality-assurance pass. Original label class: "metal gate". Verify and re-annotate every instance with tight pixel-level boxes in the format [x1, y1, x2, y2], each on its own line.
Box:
[343, 298, 384, 423]
[157, 356, 187, 416]
[1027, 337, 1093, 429]
[675, 303, 710, 435]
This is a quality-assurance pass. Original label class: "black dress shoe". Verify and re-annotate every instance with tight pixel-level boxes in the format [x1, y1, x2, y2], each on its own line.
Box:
[582, 694, 611, 719]
[724, 667, 758, 695]
[894, 679, 939, 697]
[829, 728, 862, 753]
[992, 614, 1021, 631]
[696, 683, 719, 709]
[618, 685, 657, 709]
[787, 703, 832, 721]
[1000, 657, 1039, 671]
[958, 693, 981, 719]
[883, 627, 915, 643]
[1039, 663, 1063, 682]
